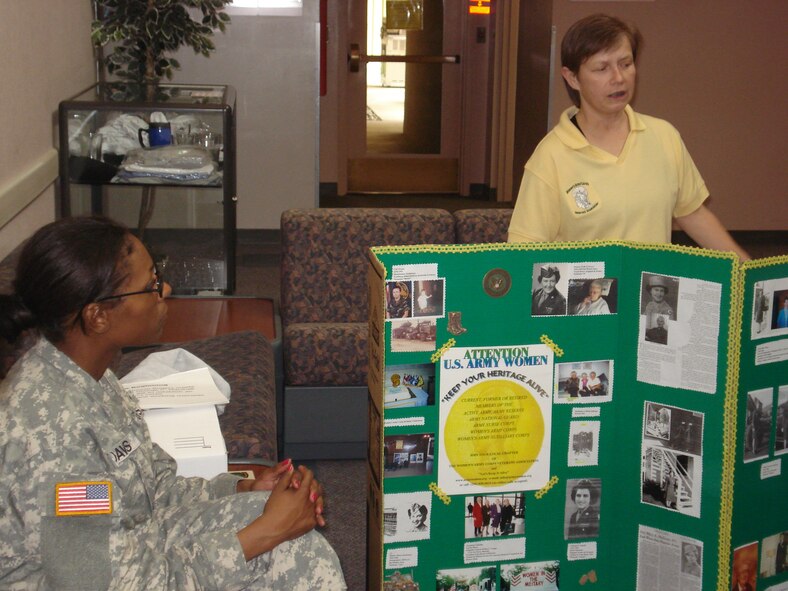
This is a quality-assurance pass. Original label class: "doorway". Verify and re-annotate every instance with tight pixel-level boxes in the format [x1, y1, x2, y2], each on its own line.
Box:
[342, 0, 491, 194]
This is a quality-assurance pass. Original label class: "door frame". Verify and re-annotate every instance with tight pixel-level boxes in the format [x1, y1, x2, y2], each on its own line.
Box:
[323, 0, 511, 197]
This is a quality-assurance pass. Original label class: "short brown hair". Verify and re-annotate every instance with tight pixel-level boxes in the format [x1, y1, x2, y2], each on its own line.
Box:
[561, 14, 642, 107]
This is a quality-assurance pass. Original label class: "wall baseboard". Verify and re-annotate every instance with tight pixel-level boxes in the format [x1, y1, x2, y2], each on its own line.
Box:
[0, 149, 59, 229]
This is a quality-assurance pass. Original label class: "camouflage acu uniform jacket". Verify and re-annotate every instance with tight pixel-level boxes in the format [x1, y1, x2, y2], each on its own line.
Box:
[0, 339, 256, 590]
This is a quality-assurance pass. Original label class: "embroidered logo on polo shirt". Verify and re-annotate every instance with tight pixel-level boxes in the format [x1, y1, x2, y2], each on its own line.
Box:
[567, 182, 598, 214]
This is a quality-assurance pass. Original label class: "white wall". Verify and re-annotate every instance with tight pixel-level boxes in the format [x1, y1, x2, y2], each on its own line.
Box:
[172, 3, 320, 230]
[0, 1, 95, 260]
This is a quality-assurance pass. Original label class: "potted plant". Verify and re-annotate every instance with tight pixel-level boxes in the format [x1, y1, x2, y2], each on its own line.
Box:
[91, 0, 232, 100]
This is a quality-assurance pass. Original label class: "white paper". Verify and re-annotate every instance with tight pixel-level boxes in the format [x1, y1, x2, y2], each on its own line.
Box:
[567, 542, 597, 561]
[385, 547, 418, 569]
[391, 263, 438, 280]
[637, 275, 722, 394]
[636, 525, 702, 591]
[143, 404, 227, 479]
[755, 339, 788, 365]
[760, 459, 782, 479]
[124, 368, 229, 409]
[464, 537, 525, 563]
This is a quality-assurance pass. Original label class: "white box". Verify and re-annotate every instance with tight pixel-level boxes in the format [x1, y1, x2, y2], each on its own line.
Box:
[143, 405, 227, 479]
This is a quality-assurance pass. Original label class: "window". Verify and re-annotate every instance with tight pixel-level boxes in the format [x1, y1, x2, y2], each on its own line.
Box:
[227, 0, 303, 16]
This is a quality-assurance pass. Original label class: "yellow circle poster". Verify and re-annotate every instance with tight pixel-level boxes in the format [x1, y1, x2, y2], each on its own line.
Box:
[444, 379, 544, 487]
[438, 345, 553, 494]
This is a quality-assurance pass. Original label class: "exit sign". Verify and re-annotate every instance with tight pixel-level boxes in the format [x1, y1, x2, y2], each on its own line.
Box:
[469, 0, 490, 15]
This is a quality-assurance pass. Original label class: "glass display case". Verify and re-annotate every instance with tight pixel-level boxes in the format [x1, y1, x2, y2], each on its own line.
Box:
[58, 83, 237, 294]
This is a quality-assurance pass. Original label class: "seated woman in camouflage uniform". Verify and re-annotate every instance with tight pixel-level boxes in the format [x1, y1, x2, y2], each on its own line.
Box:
[0, 216, 346, 590]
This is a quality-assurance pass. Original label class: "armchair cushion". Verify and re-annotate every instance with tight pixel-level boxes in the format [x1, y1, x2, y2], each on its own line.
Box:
[280, 208, 455, 326]
[283, 322, 367, 387]
[454, 208, 513, 244]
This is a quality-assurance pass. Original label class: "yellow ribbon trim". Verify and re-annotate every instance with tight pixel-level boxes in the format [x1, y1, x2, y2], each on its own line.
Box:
[429, 482, 452, 505]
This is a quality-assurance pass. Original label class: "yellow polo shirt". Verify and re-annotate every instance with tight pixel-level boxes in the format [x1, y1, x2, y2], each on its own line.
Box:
[508, 106, 708, 244]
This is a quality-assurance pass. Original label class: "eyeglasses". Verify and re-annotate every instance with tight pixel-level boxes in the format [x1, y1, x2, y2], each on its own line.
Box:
[96, 265, 165, 302]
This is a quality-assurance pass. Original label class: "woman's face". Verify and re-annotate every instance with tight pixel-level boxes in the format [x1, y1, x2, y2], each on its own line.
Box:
[563, 35, 636, 119]
[589, 283, 602, 301]
[105, 236, 170, 347]
[574, 488, 591, 510]
[683, 544, 698, 564]
[540, 275, 557, 293]
[650, 286, 666, 302]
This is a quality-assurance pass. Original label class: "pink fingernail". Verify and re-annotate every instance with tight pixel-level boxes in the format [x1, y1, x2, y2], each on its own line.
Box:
[310, 491, 317, 502]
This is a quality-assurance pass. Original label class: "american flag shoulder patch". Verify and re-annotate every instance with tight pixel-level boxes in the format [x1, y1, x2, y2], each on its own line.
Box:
[55, 481, 112, 516]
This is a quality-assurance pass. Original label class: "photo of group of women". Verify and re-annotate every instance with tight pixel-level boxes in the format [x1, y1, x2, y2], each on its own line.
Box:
[554, 360, 613, 403]
[530, 262, 617, 317]
[744, 385, 788, 463]
[464, 494, 525, 539]
[640, 402, 704, 517]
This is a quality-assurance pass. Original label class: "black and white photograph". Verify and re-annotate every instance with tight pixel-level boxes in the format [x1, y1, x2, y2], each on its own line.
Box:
[568, 277, 618, 315]
[564, 478, 601, 540]
[568, 420, 600, 467]
[680, 541, 703, 577]
[744, 388, 773, 462]
[464, 493, 525, 539]
[383, 491, 432, 543]
[384, 433, 435, 477]
[641, 446, 702, 517]
[412, 278, 445, 318]
[644, 314, 669, 345]
[554, 360, 613, 403]
[775, 385, 788, 456]
[643, 402, 704, 456]
[640, 272, 679, 326]
[753, 281, 771, 335]
[531, 264, 568, 316]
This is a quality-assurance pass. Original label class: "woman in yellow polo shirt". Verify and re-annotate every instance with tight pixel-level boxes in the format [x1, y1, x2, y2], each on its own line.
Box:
[508, 13, 749, 261]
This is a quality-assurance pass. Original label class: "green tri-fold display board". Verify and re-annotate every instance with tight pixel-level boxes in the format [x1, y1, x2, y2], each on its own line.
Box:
[366, 241, 787, 591]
